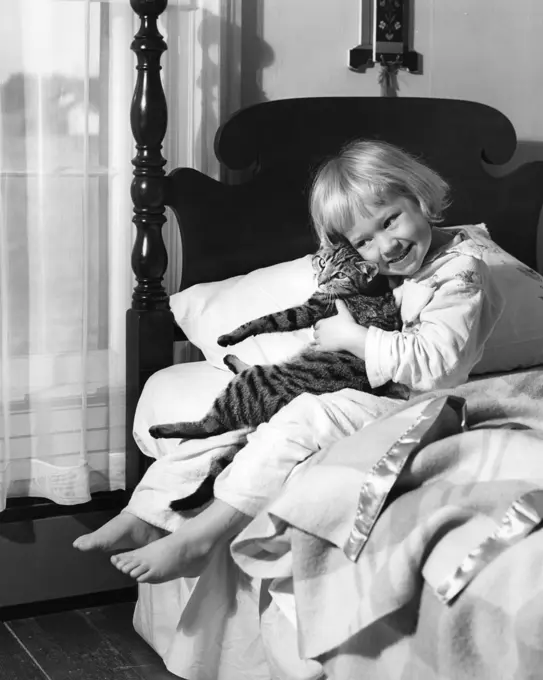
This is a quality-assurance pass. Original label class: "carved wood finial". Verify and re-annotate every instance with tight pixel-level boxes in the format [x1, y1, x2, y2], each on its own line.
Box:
[130, 0, 169, 310]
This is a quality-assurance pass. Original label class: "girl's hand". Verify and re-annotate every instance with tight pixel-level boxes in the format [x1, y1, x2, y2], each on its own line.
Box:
[313, 300, 368, 359]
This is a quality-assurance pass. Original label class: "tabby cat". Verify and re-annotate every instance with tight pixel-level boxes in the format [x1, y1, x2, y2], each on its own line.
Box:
[150, 236, 405, 511]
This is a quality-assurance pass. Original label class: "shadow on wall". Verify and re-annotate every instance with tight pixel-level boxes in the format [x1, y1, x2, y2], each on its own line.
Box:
[194, 4, 274, 177]
[240, 0, 275, 107]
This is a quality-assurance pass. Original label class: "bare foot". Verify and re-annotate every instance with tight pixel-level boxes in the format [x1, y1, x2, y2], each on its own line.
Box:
[110, 528, 212, 583]
[73, 511, 167, 552]
[109, 499, 252, 583]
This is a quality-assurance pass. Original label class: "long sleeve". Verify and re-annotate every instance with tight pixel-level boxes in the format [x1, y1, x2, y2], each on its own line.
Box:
[365, 254, 504, 392]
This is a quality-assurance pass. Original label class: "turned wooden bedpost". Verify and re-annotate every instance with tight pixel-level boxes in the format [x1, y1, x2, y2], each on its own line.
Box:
[126, 0, 174, 487]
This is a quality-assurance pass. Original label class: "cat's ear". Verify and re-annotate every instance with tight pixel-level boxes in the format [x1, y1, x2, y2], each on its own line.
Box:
[356, 261, 380, 281]
[328, 232, 350, 247]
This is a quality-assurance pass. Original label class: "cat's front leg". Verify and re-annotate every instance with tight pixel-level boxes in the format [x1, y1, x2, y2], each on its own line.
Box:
[218, 316, 283, 346]
[217, 320, 255, 347]
[218, 297, 329, 347]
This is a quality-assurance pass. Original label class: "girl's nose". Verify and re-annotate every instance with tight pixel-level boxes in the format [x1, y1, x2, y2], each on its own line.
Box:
[378, 233, 403, 259]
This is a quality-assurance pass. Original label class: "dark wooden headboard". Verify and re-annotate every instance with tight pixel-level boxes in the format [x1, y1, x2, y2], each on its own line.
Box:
[125, 0, 543, 485]
[167, 97, 543, 291]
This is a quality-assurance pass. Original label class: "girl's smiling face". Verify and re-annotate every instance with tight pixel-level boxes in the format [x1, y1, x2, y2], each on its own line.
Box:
[345, 196, 433, 277]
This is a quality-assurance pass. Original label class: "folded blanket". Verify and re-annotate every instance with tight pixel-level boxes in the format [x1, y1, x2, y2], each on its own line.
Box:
[419, 364, 543, 430]
[321, 526, 543, 680]
[231, 369, 543, 669]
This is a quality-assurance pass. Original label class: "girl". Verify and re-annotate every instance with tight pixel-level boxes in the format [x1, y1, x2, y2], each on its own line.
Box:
[74, 140, 504, 583]
[310, 140, 504, 393]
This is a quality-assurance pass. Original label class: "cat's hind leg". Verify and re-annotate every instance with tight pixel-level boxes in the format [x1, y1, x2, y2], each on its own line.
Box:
[149, 416, 227, 440]
[223, 354, 250, 375]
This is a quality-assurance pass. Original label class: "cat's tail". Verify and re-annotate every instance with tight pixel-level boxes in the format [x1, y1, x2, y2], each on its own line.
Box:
[149, 416, 228, 439]
[170, 455, 233, 512]
[170, 474, 215, 511]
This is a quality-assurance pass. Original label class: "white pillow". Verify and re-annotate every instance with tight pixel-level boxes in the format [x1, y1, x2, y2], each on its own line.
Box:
[170, 255, 317, 370]
[456, 223, 543, 374]
[133, 361, 233, 459]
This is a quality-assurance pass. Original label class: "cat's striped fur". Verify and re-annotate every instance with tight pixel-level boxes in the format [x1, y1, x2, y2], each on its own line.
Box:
[150, 237, 404, 511]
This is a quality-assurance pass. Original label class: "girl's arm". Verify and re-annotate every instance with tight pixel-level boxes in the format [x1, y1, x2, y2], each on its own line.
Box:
[365, 255, 504, 392]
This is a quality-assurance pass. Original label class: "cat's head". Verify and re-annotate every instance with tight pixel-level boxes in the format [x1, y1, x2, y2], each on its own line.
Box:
[312, 235, 389, 298]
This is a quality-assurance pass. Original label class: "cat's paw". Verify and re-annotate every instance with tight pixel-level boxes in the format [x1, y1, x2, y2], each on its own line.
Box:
[149, 424, 179, 439]
[223, 354, 250, 374]
[149, 425, 164, 439]
[217, 333, 234, 347]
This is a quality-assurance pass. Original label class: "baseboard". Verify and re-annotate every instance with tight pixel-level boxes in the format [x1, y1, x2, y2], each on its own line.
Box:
[0, 586, 137, 621]
[2, 490, 131, 523]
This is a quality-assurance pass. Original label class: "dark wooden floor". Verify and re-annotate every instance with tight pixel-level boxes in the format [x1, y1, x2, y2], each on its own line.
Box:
[0, 602, 183, 680]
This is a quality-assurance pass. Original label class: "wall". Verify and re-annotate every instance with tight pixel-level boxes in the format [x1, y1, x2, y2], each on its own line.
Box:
[240, 0, 543, 269]
[241, 0, 543, 143]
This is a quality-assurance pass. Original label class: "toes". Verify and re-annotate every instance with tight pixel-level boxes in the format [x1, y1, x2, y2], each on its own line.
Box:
[111, 553, 135, 573]
[120, 560, 138, 575]
[136, 570, 156, 584]
[129, 563, 149, 580]
[111, 552, 150, 581]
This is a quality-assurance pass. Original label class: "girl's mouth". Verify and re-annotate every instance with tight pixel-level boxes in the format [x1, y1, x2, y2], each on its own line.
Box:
[388, 244, 414, 265]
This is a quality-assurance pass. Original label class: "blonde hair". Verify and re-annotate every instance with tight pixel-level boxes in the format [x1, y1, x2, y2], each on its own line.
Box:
[310, 140, 450, 243]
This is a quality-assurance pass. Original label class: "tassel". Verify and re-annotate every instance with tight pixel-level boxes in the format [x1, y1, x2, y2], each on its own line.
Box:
[378, 55, 401, 97]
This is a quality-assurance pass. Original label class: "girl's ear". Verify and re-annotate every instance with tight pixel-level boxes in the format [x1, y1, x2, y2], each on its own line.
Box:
[356, 260, 380, 281]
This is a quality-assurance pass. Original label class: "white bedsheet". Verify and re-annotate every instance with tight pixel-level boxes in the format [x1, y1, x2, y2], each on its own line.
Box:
[134, 545, 272, 680]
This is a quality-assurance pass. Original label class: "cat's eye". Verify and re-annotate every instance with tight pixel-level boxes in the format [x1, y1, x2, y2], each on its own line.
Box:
[332, 273, 348, 280]
[317, 256, 325, 269]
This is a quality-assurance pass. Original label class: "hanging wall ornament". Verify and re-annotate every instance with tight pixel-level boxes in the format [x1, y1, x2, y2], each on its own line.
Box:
[349, 0, 421, 95]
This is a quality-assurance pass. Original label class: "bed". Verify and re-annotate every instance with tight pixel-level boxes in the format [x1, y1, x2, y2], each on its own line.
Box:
[125, 4, 543, 680]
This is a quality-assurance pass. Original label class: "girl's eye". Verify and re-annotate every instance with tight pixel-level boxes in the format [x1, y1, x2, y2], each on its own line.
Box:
[357, 239, 371, 250]
[384, 213, 401, 229]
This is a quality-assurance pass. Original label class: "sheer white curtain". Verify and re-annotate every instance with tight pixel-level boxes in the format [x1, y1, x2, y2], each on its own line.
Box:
[0, 0, 136, 510]
[0, 0, 241, 511]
